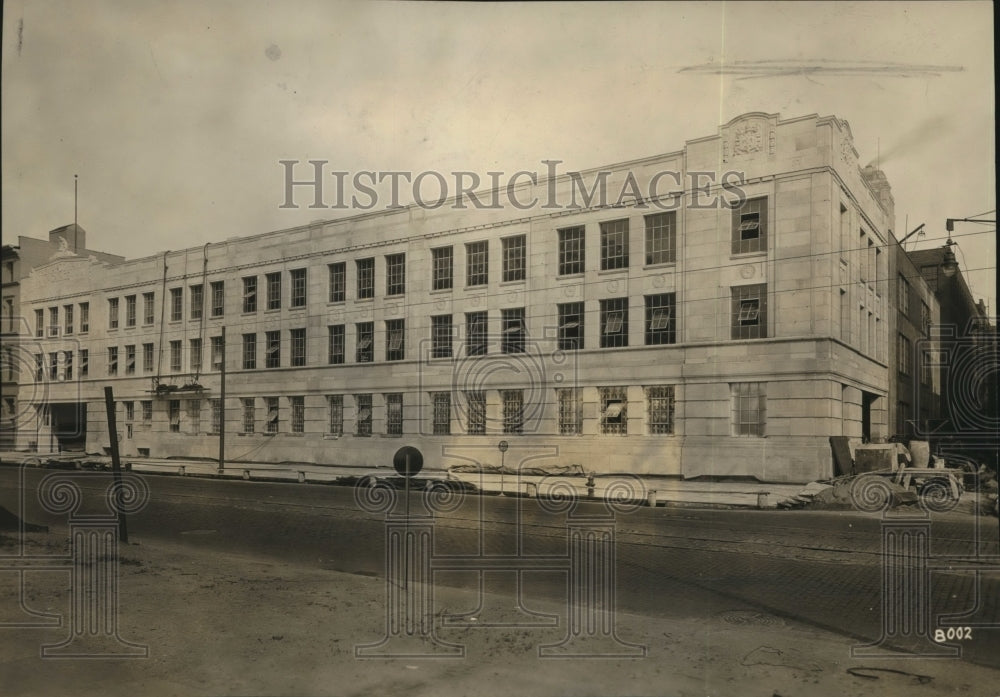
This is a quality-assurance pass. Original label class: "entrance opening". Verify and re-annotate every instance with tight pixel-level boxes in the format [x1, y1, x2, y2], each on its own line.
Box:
[861, 391, 877, 443]
[50, 402, 87, 452]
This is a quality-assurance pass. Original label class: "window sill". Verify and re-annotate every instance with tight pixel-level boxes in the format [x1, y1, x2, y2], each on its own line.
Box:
[597, 268, 629, 276]
[499, 279, 525, 287]
[326, 300, 347, 307]
[556, 272, 584, 280]
[729, 251, 766, 260]
[323, 434, 343, 440]
[429, 287, 453, 295]
[642, 262, 676, 271]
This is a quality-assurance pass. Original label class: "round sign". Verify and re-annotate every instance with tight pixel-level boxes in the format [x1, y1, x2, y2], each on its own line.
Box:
[392, 446, 424, 478]
[498, 440, 509, 453]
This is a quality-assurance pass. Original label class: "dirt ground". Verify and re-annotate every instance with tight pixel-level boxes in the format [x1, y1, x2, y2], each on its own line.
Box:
[2, 531, 999, 697]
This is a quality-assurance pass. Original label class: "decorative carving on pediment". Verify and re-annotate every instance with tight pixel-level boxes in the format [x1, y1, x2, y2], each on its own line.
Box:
[733, 122, 764, 155]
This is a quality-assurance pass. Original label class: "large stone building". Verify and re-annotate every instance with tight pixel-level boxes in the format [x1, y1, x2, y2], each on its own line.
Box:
[15, 112, 895, 483]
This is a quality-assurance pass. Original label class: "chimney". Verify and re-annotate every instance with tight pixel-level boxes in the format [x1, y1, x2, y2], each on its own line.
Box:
[861, 165, 895, 229]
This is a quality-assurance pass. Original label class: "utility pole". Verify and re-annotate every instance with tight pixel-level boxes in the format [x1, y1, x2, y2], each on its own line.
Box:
[103, 386, 129, 543]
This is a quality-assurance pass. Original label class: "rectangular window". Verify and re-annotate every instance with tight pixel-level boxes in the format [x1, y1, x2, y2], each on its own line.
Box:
[168, 400, 180, 433]
[386, 254, 406, 296]
[141, 400, 152, 426]
[265, 396, 279, 434]
[143, 292, 155, 325]
[898, 274, 910, 316]
[187, 399, 201, 434]
[124, 401, 136, 425]
[210, 336, 223, 370]
[108, 298, 119, 329]
[143, 343, 154, 373]
[920, 302, 931, 335]
[558, 302, 584, 351]
[48, 352, 58, 381]
[125, 345, 136, 375]
[34, 353, 42, 381]
[290, 328, 306, 366]
[79, 302, 89, 333]
[64, 304, 74, 335]
[644, 212, 676, 265]
[242, 276, 258, 313]
[431, 247, 453, 291]
[501, 308, 525, 353]
[189, 285, 203, 320]
[898, 334, 912, 375]
[731, 382, 766, 436]
[645, 293, 676, 345]
[328, 325, 345, 364]
[502, 389, 523, 434]
[558, 226, 585, 275]
[241, 398, 255, 434]
[290, 269, 307, 308]
[356, 258, 375, 299]
[65, 351, 73, 380]
[386, 319, 405, 361]
[432, 392, 451, 435]
[557, 387, 583, 435]
[265, 330, 281, 368]
[189, 338, 202, 373]
[355, 394, 372, 436]
[356, 322, 374, 363]
[80, 349, 89, 377]
[125, 295, 137, 327]
[466, 391, 486, 435]
[211, 281, 225, 317]
[107, 346, 118, 376]
[170, 288, 183, 321]
[731, 284, 767, 340]
[290, 396, 305, 433]
[242, 333, 256, 369]
[209, 399, 222, 434]
[466, 241, 489, 286]
[646, 386, 675, 434]
[266, 272, 281, 310]
[466, 312, 488, 357]
[431, 315, 453, 358]
[327, 395, 343, 436]
[600, 219, 629, 270]
[35, 308, 44, 337]
[732, 196, 768, 255]
[600, 387, 627, 435]
[920, 349, 932, 386]
[600, 298, 628, 348]
[502, 235, 526, 282]
[48, 306, 59, 337]
[840, 289, 850, 343]
[385, 393, 403, 435]
[328, 262, 346, 303]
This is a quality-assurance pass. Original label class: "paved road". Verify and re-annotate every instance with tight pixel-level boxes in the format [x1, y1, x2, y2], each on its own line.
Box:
[2, 466, 998, 668]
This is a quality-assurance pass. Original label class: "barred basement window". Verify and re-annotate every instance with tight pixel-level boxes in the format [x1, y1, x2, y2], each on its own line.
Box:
[211, 336, 223, 370]
[466, 241, 489, 286]
[644, 212, 676, 265]
[386, 319, 405, 361]
[189, 285, 203, 320]
[187, 399, 201, 434]
[190, 338, 202, 373]
[466, 391, 486, 435]
[356, 258, 375, 299]
[290, 328, 306, 367]
[431, 246, 453, 291]
[600, 298, 628, 348]
[290, 269, 306, 308]
[209, 399, 222, 434]
[141, 400, 152, 425]
[80, 302, 89, 333]
[108, 298, 119, 329]
[645, 293, 676, 345]
[431, 315, 453, 358]
[168, 400, 180, 433]
[328, 262, 346, 303]
[170, 288, 183, 321]
[328, 325, 345, 365]
[107, 346, 118, 376]
[558, 303, 584, 350]
[327, 395, 343, 436]
[600, 219, 629, 270]
[143, 343, 154, 373]
[501, 308, 525, 354]
[355, 394, 372, 436]
[290, 396, 305, 433]
[211, 281, 225, 317]
[242, 276, 258, 313]
[385, 393, 403, 435]
[265, 330, 281, 368]
[356, 322, 373, 363]
[558, 226, 585, 275]
[265, 397, 279, 434]
[599, 387, 627, 435]
[266, 272, 281, 310]
[242, 333, 256, 369]
[502, 235, 526, 282]
[731, 197, 767, 255]
[432, 392, 451, 435]
[241, 398, 255, 434]
[557, 388, 582, 435]
[125, 345, 136, 375]
[731, 382, 766, 437]
[731, 284, 767, 340]
[125, 295, 137, 327]
[386, 253, 406, 296]
[502, 389, 524, 434]
[466, 312, 487, 357]
[170, 341, 182, 372]
[143, 292, 155, 324]
[646, 386, 675, 434]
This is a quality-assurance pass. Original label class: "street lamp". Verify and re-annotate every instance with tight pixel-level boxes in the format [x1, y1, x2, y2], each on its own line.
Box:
[498, 440, 509, 496]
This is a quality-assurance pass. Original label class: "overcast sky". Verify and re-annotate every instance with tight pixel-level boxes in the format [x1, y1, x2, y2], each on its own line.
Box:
[2, 1, 995, 310]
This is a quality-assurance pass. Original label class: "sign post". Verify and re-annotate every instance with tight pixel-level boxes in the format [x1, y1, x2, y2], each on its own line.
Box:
[498, 440, 509, 496]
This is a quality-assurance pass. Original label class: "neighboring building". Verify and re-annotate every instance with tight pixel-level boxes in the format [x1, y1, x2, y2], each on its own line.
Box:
[16, 112, 894, 482]
[0, 225, 123, 448]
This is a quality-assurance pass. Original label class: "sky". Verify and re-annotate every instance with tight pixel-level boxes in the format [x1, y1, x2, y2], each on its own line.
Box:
[2, 1, 995, 311]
